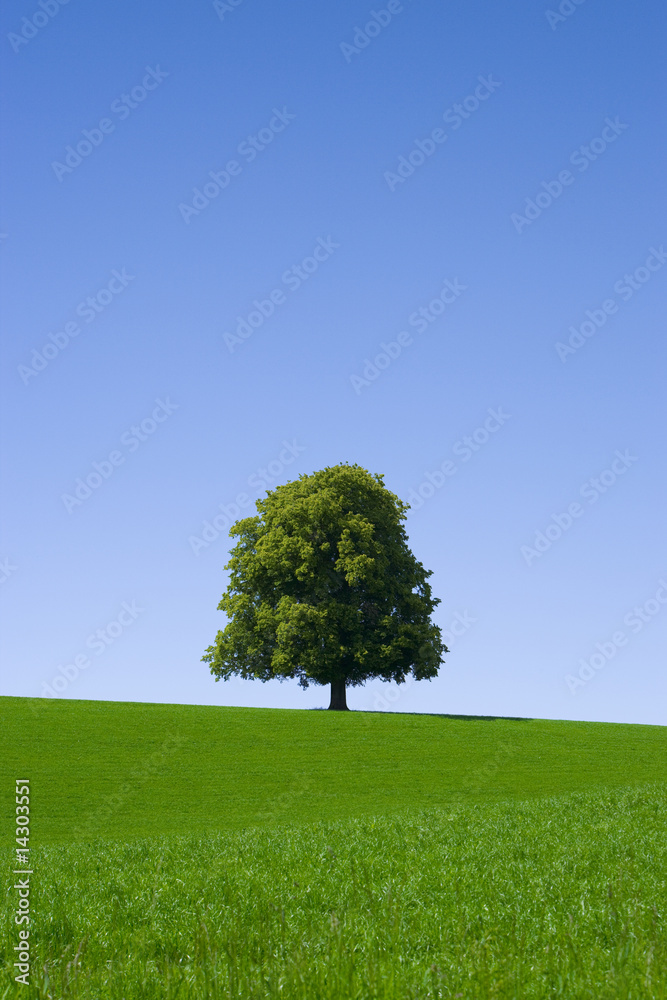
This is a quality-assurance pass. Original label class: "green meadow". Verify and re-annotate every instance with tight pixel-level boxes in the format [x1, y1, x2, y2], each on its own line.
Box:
[1, 696, 666, 997]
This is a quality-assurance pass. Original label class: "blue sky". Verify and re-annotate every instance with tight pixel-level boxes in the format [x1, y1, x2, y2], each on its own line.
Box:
[1, 0, 666, 724]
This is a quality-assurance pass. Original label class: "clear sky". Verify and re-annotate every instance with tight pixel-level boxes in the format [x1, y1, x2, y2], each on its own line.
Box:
[1, 0, 665, 724]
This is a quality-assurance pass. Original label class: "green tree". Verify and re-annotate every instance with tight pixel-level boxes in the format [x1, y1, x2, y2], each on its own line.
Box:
[202, 463, 447, 709]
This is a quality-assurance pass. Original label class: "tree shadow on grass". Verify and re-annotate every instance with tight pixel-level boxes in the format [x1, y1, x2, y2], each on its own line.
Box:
[307, 706, 532, 722]
[354, 710, 533, 722]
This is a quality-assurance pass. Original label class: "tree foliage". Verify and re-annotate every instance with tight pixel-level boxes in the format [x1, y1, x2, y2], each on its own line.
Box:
[202, 463, 447, 699]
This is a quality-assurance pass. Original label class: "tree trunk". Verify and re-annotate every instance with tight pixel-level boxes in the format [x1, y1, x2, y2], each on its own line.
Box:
[328, 677, 349, 710]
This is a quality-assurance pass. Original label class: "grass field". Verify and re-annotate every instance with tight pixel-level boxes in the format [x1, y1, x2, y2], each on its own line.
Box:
[1, 696, 667, 842]
[1, 697, 666, 998]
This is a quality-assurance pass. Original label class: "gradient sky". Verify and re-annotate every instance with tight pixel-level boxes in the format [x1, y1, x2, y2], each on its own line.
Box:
[1, 0, 666, 724]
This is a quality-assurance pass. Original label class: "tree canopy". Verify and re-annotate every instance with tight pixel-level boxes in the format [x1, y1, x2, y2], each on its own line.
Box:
[202, 463, 447, 709]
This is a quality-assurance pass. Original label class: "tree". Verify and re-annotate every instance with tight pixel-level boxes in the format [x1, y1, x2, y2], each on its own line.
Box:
[202, 463, 447, 709]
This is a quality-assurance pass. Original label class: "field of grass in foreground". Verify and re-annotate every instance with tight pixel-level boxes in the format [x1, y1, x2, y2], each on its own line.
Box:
[1, 696, 667, 842]
[2, 782, 666, 999]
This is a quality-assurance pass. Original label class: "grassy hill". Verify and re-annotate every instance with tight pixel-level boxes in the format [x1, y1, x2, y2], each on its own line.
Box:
[2, 695, 666, 842]
[2, 697, 667, 998]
